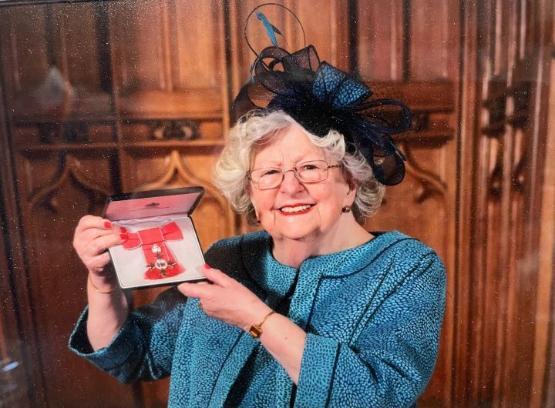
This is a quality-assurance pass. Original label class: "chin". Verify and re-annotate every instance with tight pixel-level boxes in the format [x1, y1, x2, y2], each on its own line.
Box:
[273, 226, 320, 242]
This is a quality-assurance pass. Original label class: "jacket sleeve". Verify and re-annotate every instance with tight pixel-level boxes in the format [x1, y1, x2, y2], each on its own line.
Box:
[68, 287, 187, 383]
[295, 252, 446, 408]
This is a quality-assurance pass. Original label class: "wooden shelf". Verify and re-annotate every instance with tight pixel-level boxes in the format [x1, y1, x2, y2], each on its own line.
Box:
[368, 81, 455, 112]
[13, 115, 118, 125]
[17, 142, 118, 153]
[17, 139, 226, 153]
[121, 139, 224, 148]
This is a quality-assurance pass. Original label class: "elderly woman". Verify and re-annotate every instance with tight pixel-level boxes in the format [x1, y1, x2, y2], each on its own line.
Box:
[70, 41, 446, 408]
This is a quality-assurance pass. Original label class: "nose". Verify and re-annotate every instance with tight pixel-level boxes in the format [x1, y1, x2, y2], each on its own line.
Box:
[279, 169, 304, 194]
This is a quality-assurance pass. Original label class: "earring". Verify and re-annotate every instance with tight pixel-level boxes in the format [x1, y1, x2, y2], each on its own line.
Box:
[341, 206, 351, 213]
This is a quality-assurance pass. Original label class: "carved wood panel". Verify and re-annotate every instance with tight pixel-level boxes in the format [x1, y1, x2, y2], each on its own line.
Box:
[460, 0, 554, 406]
[16, 151, 137, 407]
[0, 1, 552, 407]
[109, 0, 226, 119]
[0, 1, 234, 406]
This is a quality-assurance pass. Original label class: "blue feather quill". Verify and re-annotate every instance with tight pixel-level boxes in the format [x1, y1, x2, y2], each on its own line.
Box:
[256, 12, 282, 46]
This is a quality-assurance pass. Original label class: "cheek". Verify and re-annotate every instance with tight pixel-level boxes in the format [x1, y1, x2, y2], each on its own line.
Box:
[250, 190, 275, 214]
[316, 182, 349, 209]
[252, 193, 277, 229]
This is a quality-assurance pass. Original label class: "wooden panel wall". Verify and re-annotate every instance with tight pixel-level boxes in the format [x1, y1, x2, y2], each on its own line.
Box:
[455, 0, 555, 407]
[0, 1, 552, 407]
[462, 0, 554, 406]
[0, 1, 233, 406]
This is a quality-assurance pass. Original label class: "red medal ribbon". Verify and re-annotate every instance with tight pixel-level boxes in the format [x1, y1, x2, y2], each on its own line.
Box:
[122, 222, 185, 280]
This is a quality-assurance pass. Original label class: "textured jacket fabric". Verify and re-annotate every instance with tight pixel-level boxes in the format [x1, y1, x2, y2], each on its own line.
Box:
[69, 230, 446, 407]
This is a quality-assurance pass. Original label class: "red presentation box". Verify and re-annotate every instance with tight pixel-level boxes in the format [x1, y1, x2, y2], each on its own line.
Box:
[104, 187, 206, 289]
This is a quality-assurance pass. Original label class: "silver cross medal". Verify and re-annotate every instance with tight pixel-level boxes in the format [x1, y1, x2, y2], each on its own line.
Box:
[151, 244, 168, 273]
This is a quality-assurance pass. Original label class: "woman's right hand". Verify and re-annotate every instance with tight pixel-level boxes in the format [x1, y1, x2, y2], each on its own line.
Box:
[74, 216, 129, 350]
[72, 215, 124, 278]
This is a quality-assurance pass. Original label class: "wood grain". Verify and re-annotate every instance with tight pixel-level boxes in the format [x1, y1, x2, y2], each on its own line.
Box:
[0, 1, 552, 407]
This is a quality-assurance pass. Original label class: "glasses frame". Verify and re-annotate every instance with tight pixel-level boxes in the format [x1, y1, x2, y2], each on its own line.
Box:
[248, 160, 342, 190]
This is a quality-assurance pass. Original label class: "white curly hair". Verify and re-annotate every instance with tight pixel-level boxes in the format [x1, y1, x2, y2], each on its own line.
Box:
[214, 110, 384, 224]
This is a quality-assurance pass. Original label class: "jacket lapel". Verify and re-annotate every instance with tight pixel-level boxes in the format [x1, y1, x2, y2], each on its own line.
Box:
[208, 232, 298, 407]
[208, 330, 258, 407]
[273, 258, 327, 406]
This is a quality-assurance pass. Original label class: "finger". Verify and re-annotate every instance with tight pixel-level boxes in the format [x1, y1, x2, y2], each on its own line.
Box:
[74, 229, 118, 257]
[87, 222, 127, 236]
[86, 252, 112, 273]
[114, 224, 129, 233]
[82, 233, 123, 257]
[202, 264, 233, 286]
[178, 282, 213, 298]
[76, 215, 113, 234]
[82, 226, 118, 242]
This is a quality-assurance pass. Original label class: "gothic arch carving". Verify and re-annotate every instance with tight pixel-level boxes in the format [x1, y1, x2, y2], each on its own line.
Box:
[136, 150, 234, 235]
[28, 154, 111, 213]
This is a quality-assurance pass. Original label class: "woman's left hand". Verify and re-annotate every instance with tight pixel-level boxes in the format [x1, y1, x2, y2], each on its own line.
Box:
[178, 265, 272, 331]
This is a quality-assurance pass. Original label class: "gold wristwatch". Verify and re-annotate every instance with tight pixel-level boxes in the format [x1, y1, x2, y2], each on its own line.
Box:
[248, 310, 276, 338]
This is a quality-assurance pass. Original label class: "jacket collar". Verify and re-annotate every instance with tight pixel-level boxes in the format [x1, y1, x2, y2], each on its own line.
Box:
[242, 230, 411, 279]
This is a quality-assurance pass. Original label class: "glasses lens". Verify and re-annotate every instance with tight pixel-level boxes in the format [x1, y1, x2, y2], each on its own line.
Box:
[250, 161, 332, 189]
[251, 168, 282, 189]
[297, 161, 328, 183]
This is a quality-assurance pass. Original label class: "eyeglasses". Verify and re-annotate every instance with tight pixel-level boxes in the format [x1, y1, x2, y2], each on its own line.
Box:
[248, 160, 342, 190]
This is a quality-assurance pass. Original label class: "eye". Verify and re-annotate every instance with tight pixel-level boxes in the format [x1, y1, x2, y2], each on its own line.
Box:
[299, 162, 323, 171]
[260, 168, 281, 177]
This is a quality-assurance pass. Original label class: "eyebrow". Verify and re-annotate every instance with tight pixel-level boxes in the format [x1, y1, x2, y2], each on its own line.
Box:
[254, 156, 327, 168]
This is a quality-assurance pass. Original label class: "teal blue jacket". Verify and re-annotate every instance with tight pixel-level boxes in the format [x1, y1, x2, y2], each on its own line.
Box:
[69, 231, 446, 407]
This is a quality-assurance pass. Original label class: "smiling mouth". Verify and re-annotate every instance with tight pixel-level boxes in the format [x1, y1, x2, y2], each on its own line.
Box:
[278, 204, 315, 215]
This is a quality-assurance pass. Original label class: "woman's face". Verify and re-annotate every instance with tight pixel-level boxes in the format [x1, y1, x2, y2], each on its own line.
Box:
[248, 123, 355, 244]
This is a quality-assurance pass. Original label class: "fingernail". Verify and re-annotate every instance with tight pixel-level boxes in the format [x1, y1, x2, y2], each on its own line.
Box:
[104, 221, 112, 229]
[203, 263, 211, 270]
[120, 226, 128, 233]
[120, 233, 128, 240]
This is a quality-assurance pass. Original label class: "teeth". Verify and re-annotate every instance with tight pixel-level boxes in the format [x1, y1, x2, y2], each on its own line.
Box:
[280, 205, 312, 213]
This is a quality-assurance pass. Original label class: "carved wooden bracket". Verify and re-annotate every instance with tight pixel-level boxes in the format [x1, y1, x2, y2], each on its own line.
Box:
[482, 59, 532, 199]
[121, 118, 200, 141]
[29, 154, 111, 212]
[482, 75, 508, 137]
[411, 111, 429, 132]
[35, 121, 91, 144]
[401, 142, 448, 204]
[488, 140, 503, 199]
[507, 81, 531, 129]
[150, 119, 199, 141]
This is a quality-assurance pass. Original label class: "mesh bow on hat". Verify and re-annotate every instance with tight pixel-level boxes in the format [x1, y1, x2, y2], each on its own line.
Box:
[232, 27, 412, 186]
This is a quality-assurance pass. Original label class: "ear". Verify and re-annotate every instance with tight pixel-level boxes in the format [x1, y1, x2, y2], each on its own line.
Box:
[345, 184, 357, 206]
[342, 169, 357, 199]
[247, 203, 260, 225]
[347, 178, 357, 194]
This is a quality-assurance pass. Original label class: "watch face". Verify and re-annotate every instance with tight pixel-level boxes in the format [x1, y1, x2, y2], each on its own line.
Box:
[248, 325, 262, 338]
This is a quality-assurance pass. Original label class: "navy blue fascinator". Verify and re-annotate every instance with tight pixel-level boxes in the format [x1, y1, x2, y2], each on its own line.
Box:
[232, 5, 412, 186]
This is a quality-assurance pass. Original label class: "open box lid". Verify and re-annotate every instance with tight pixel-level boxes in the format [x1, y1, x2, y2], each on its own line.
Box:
[104, 187, 204, 221]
